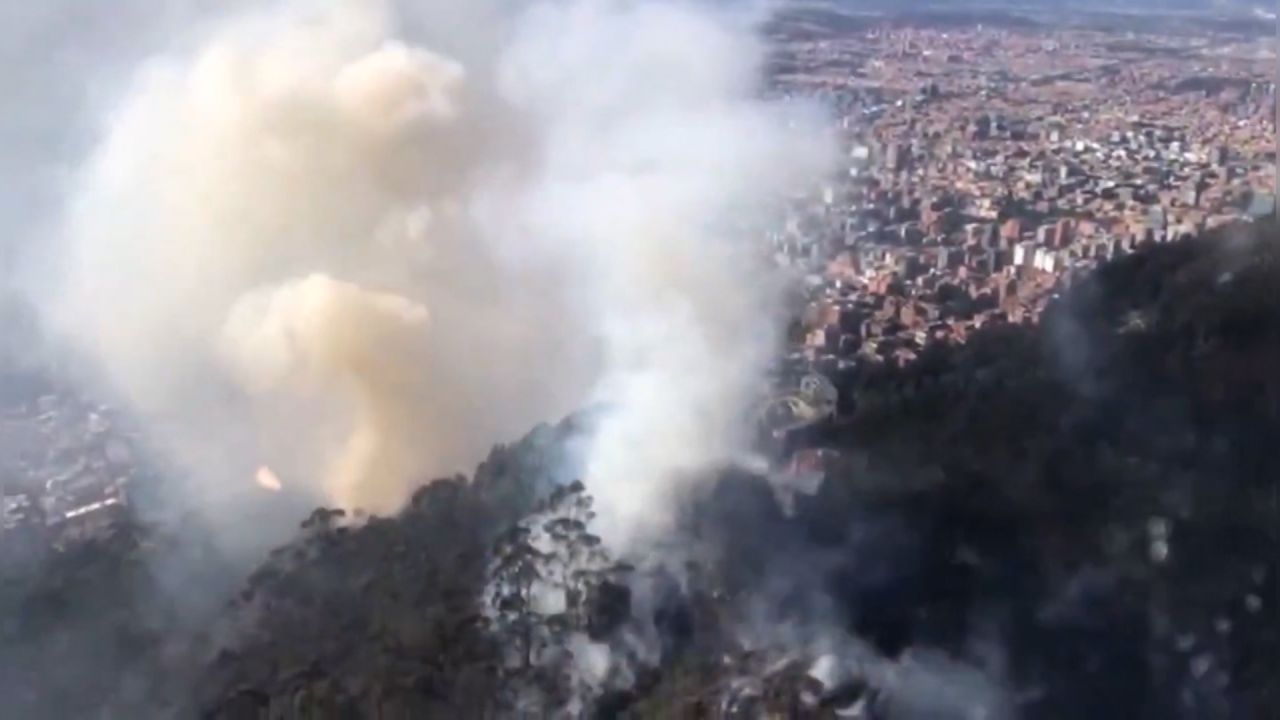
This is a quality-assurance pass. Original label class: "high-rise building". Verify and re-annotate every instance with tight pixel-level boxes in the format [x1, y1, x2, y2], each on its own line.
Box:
[1013, 241, 1034, 267]
[1214, 144, 1230, 167]
[1184, 183, 1202, 208]
[884, 142, 901, 170]
[888, 143, 911, 172]
[1001, 218, 1023, 243]
[1147, 206, 1168, 232]
[1055, 218, 1076, 247]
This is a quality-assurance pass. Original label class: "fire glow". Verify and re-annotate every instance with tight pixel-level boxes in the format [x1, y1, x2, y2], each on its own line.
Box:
[255, 466, 283, 493]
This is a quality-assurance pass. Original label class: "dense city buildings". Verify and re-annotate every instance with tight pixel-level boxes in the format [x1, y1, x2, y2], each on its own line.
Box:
[0, 387, 138, 550]
[766, 10, 1276, 378]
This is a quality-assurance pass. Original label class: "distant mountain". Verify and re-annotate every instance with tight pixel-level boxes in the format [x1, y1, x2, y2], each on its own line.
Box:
[774, 0, 1274, 37]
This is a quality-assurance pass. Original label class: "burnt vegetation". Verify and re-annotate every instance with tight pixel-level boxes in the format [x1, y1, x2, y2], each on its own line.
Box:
[1, 220, 1278, 718]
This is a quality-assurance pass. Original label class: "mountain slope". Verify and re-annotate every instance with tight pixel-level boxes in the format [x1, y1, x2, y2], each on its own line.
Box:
[2, 221, 1277, 718]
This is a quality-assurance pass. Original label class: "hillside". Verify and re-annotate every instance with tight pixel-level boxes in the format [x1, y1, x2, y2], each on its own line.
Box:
[2, 220, 1277, 718]
[815, 218, 1280, 718]
[195, 219, 1277, 718]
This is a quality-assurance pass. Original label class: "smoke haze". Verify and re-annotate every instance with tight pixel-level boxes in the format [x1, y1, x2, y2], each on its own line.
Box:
[17, 0, 832, 552]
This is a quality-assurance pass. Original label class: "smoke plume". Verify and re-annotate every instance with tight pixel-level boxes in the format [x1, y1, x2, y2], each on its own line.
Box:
[25, 0, 831, 552]
[221, 273, 433, 514]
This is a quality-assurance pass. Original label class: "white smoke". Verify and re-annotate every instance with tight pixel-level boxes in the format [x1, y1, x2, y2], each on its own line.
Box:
[28, 0, 831, 551]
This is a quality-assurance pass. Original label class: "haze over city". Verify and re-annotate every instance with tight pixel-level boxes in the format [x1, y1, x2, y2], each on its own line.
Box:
[0, 1, 1275, 717]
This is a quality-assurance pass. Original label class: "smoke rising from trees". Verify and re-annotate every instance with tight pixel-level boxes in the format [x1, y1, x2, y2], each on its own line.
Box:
[19, 0, 832, 551]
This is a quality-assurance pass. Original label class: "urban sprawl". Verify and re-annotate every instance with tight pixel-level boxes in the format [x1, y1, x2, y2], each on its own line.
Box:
[770, 19, 1275, 380]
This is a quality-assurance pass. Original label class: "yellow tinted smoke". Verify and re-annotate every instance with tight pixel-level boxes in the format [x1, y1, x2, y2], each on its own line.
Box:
[46, 5, 556, 517]
[41, 0, 830, 542]
[223, 274, 430, 514]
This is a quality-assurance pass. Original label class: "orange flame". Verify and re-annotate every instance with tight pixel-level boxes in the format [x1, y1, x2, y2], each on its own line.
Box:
[255, 465, 283, 492]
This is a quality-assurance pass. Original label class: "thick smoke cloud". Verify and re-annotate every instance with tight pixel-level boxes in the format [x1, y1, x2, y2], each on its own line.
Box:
[222, 274, 433, 514]
[23, 0, 831, 552]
